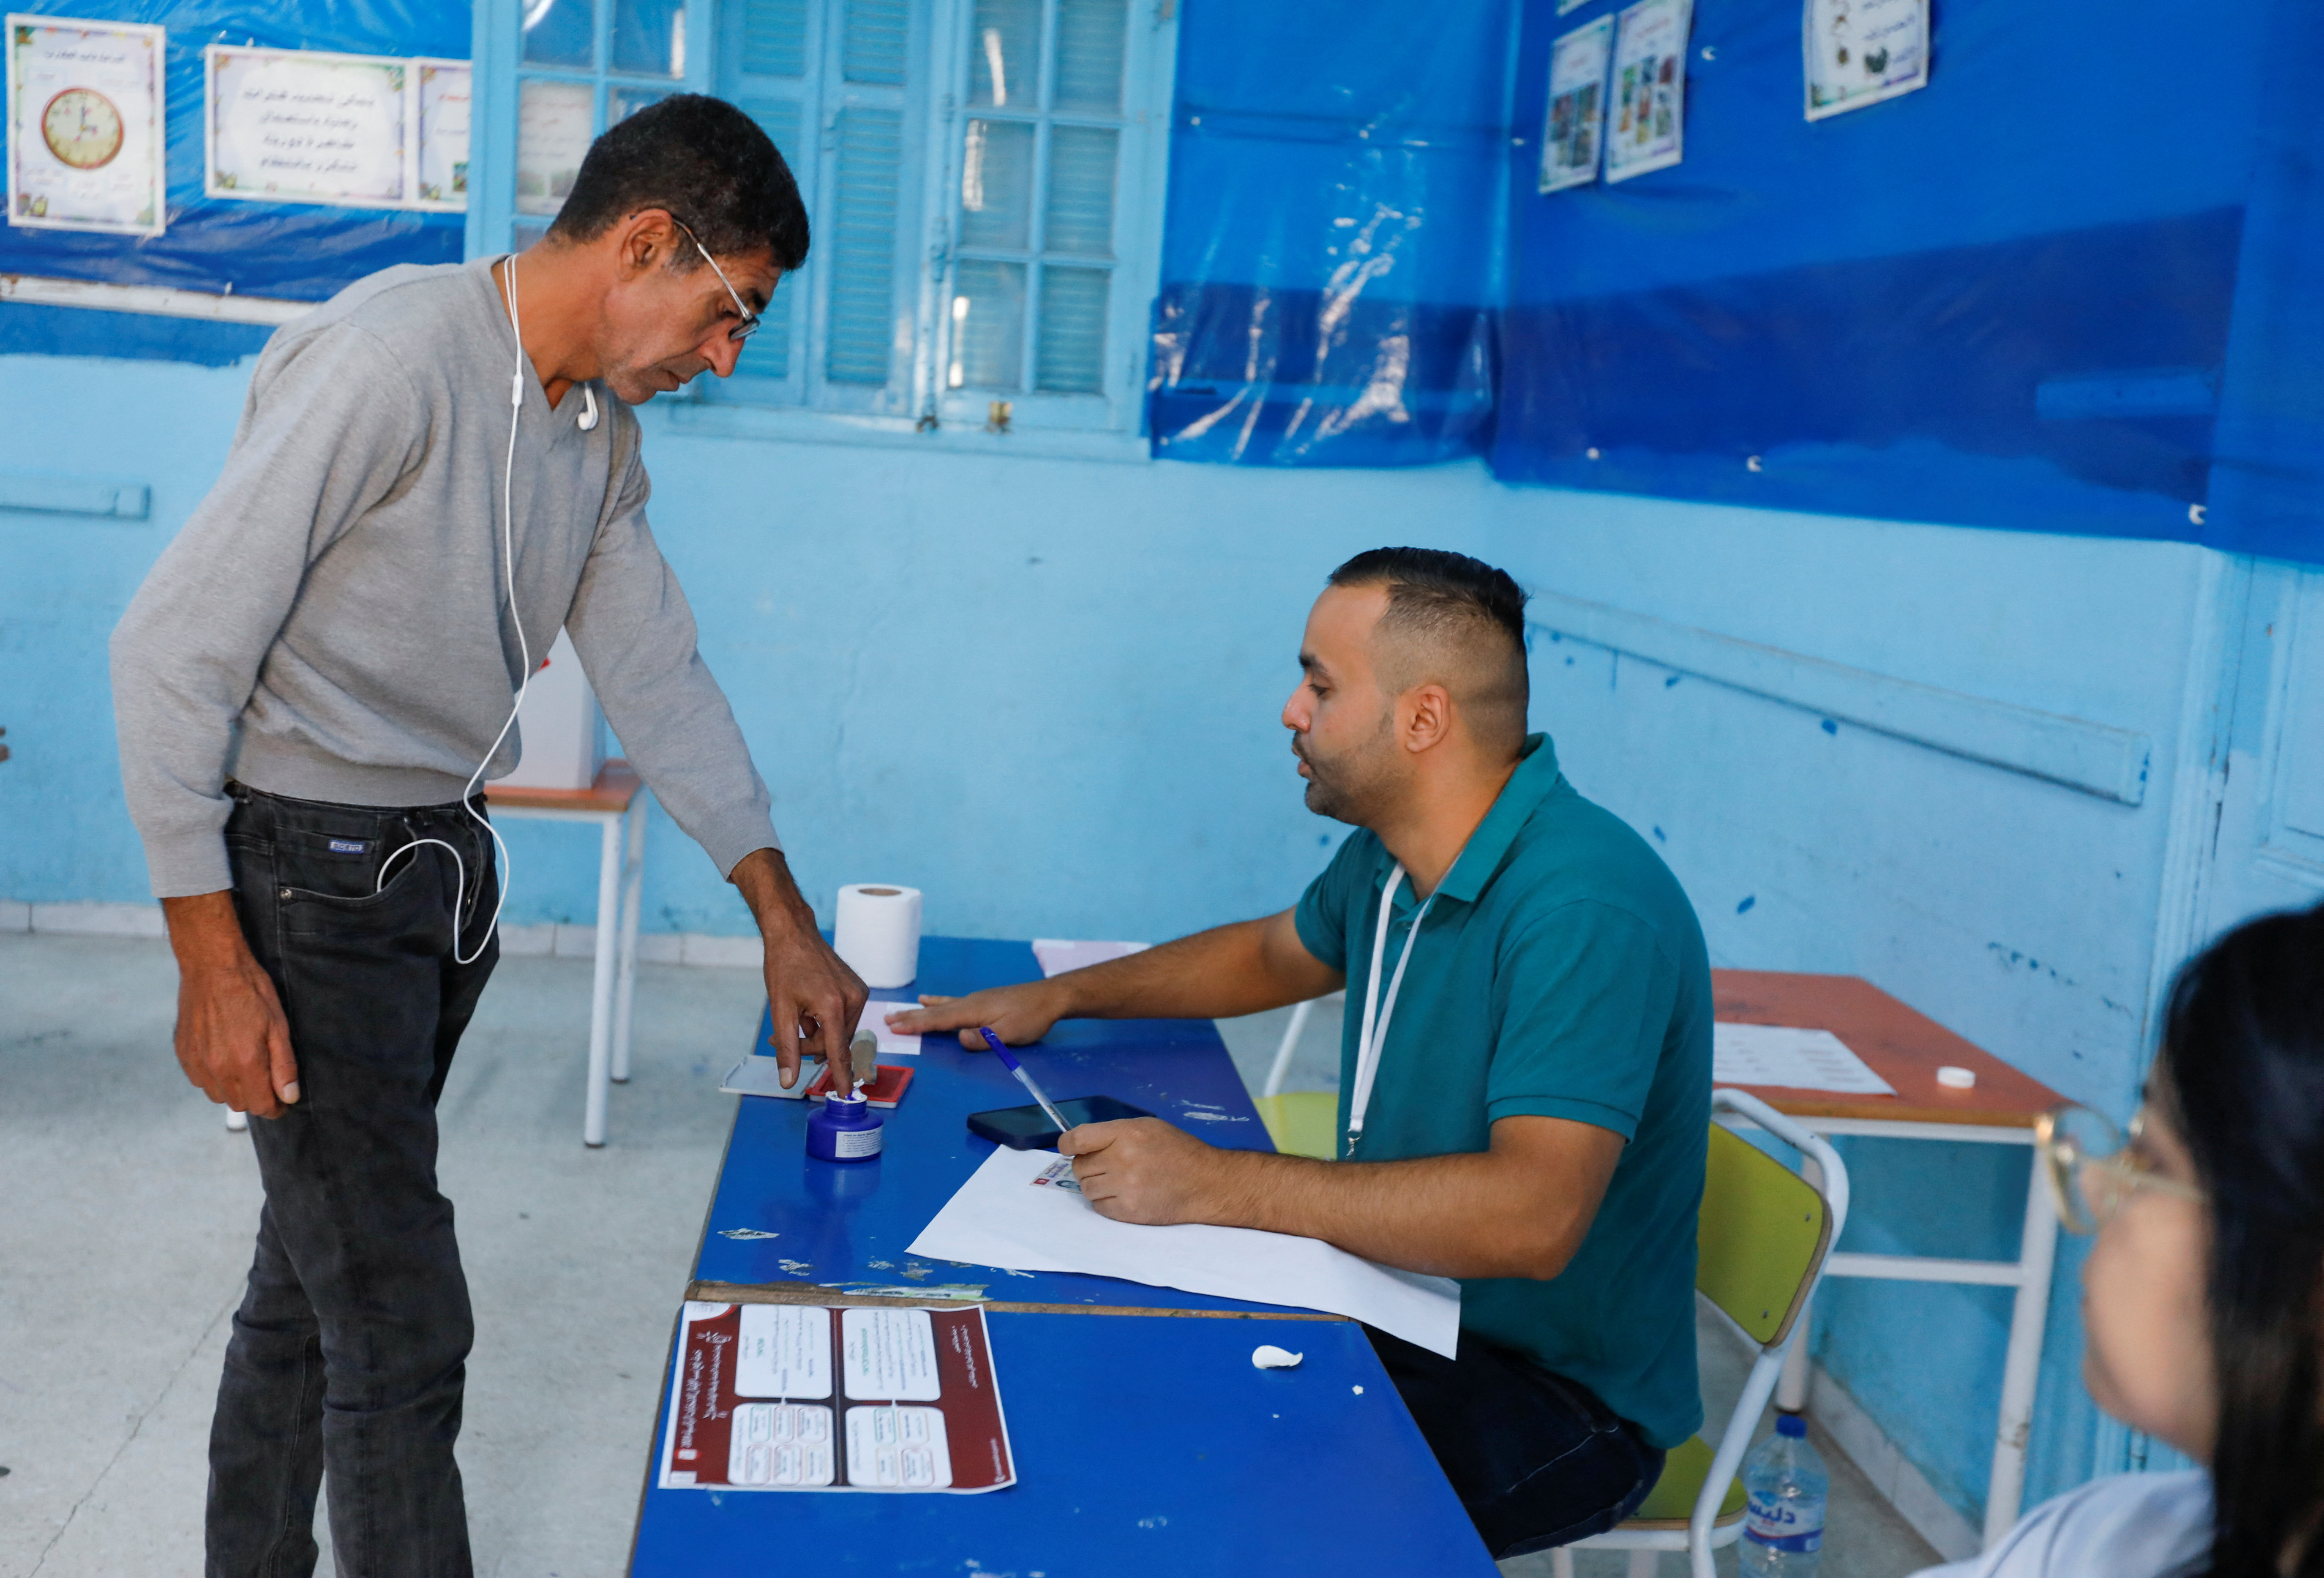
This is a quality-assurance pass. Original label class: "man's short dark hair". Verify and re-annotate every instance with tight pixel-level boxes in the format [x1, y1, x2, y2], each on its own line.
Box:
[548, 95, 809, 273]
[1327, 547, 1531, 753]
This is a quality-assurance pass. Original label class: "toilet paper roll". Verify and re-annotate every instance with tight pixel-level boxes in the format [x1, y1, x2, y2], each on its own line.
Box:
[835, 883, 922, 989]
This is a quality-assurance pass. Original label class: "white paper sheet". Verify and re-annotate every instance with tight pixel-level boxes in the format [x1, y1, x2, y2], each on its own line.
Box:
[205, 46, 410, 207]
[7, 16, 168, 237]
[908, 1146, 1462, 1357]
[1540, 17, 1614, 194]
[1713, 1023, 1896, 1096]
[1031, 938, 1149, 978]
[413, 60, 469, 207]
[720, 1056, 812, 1100]
[1604, 0, 1691, 185]
[860, 997, 924, 1057]
[1803, 0, 1928, 122]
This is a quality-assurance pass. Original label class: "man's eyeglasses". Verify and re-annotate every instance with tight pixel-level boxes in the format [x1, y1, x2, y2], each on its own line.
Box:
[2034, 1102, 2206, 1235]
[671, 218, 762, 344]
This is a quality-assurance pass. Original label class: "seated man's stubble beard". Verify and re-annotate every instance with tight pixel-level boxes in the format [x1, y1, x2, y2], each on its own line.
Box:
[1295, 706, 1403, 823]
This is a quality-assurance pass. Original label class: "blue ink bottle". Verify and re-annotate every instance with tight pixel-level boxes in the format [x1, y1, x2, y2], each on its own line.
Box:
[808, 1084, 883, 1162]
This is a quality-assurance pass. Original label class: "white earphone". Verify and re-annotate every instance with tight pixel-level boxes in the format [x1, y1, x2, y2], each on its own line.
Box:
[579, 384, 599, 430]
[372, 253, 540, 962]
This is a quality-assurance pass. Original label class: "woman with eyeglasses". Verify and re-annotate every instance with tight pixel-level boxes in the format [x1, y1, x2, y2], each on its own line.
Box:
[1913, 900, 2324, 1578]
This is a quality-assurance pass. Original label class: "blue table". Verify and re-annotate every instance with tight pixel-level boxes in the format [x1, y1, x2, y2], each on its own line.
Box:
[630, 936, 1495, 1575]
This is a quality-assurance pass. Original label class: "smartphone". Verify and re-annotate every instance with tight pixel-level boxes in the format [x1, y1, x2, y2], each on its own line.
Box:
[966, 1095, 1153, 1150]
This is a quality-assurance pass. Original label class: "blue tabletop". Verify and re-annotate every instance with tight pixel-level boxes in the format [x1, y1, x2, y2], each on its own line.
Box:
[695, 936, 1301, 1313]
[635, 935, 1493, 1576]
[629, 1308, 1497, 1576]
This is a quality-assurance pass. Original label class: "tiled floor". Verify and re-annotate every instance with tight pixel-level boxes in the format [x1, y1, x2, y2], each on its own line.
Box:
[3, 939, 1937, 1577]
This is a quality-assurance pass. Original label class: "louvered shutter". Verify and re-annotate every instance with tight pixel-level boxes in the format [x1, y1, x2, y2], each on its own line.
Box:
[822, 0, 908, 389]
[736, 97, 800, 379]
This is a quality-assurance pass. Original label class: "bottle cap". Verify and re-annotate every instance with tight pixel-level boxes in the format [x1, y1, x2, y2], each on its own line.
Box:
[1776, 1411, 1807, 1438]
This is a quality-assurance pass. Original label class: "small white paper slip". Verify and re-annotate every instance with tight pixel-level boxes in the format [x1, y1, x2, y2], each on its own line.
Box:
[909, 1146, 1461, 1357]
[1713, 1024, 1896, 1096]
[722, 1056, 811, 1100]
[1031, 939, 1151, 978]
[859, 999, 923, 1057]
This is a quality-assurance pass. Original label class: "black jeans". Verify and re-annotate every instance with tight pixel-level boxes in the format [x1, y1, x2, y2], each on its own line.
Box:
[1369, 1328, 1666, 1560]
[207, 784, 499, 1578]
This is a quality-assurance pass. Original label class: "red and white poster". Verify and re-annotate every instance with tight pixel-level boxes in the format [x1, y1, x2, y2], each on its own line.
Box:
[658, 1302, 1017, 1493]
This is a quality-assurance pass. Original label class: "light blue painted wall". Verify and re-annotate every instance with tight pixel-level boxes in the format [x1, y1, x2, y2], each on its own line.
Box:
[0, 331, 2213, 1535]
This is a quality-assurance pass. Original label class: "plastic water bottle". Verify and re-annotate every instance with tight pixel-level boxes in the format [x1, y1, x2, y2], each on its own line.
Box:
[1740, 1412, 1827, 1578]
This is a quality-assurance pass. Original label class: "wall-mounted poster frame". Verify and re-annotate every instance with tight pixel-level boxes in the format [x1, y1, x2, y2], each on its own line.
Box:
[5, 14, 167, 237]
[1541, 16, 1615, 194]
[1804, 0, 1929, 121]
[204, 45, 468, 212]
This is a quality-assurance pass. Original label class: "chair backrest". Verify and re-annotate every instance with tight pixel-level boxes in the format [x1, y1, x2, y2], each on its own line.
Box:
[1695, 1121, 1833, 1349]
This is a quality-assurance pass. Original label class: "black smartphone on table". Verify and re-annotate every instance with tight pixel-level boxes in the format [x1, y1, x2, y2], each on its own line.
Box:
[966, 1095, 1153, 1150]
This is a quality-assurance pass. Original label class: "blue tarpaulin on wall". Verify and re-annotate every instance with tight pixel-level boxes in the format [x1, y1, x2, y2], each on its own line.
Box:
[1146, 0, 1512, 467]
[1, 0, 466, 359]
[1493, 0, 2324, 562]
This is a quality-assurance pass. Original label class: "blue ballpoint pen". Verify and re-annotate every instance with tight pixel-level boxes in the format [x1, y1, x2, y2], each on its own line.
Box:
[978, 1027, 1073, 1137]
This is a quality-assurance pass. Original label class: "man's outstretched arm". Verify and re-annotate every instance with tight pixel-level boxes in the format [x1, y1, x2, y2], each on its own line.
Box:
[885, 906, 1343, 1048]
[1061, 1114, 1625, 1282]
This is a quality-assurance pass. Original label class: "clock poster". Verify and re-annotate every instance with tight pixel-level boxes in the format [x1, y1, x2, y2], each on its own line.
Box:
[5, 14, 167, 236]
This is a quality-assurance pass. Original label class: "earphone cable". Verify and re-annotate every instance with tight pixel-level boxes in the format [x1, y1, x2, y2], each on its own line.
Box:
[374, 253, 533, 964]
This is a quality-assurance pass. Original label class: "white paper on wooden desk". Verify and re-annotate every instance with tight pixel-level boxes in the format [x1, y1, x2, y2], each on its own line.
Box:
[908, 1146, 1462, 1357]
[1713, 1023, 1896, 1096]
[1031, 939, 1150, 978]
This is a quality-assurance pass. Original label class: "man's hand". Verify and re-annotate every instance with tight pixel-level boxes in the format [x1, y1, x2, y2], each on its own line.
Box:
[730, 848, 867, 1088]
[887, 980, 1069, 1049]
[162, 891, 299, 1118]
[1061, 1117, 1248, 1226]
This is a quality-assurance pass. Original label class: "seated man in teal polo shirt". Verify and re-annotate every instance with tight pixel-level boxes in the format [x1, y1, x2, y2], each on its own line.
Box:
[891, 547, 1712, 1559]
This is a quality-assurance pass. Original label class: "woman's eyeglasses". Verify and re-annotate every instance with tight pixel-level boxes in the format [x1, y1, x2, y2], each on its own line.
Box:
[2034, 1102, 2206, 1235]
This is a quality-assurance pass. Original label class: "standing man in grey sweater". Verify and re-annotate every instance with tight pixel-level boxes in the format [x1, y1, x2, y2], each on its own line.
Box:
[109, 97, 861, 1577]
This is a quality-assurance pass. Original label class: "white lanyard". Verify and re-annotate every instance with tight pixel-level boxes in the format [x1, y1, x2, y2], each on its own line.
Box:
[1347, 862, 1435, 1148]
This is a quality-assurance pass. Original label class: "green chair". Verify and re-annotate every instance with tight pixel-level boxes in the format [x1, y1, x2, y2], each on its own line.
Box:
[1255, 991, 1347, 1160]
[1552, 1088, 1851, 1578]
[1255, 1089, 1340, 1159]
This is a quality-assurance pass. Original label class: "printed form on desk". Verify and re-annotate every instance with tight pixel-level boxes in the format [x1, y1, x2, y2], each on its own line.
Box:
[908, 1147, 1461, 1356]
[657, 1303, 1014, 1493]
[1713, 1023, 1896, 1095]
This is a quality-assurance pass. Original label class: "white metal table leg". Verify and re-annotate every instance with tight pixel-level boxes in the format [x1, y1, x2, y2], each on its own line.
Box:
[1261, 999, 1313, 1100]
[584, 813, 620, 1148]
[611, 796, 646, 1084]
[1777, 1152, 1825, 1411]
[1982, 1152, 2060, 1543]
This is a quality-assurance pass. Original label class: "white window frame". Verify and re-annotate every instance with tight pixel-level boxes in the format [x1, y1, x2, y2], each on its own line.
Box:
[914, 0, 1175, 434]
[469, 0, 1176, 447]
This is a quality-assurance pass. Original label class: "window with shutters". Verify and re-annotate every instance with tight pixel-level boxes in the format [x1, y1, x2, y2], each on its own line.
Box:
[714, 0, 931, 416]
[930, 0, 1155, 431]
[507, 0, 715, 251]
[475, 0, 1174, 440]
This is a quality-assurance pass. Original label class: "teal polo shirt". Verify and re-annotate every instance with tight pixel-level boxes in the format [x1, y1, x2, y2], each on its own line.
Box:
[1293, 734, 1712, 1449]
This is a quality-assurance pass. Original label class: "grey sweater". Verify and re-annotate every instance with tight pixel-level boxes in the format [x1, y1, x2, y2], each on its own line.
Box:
[111, 258, 780, 898]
